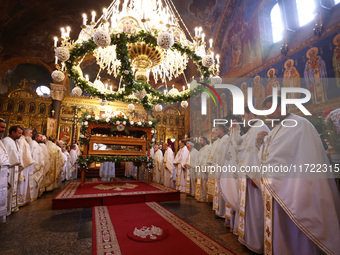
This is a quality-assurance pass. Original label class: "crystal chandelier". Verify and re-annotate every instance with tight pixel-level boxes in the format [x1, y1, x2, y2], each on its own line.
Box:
[53, 0, 221, 109]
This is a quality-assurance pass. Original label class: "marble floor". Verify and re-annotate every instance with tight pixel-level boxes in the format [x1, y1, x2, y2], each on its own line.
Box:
[0, 180, 254, 255]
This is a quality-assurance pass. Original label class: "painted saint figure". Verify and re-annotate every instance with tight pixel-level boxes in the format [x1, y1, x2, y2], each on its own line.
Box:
[332, 34, 340, 88]
[266, 68, 281, 96]
[252, 76, 265, 110]
[283, 59, 301, 99]
[304, 47, 328, 104]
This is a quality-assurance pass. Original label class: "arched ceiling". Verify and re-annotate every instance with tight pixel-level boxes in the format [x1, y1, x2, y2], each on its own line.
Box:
[0, 0, 239, 90]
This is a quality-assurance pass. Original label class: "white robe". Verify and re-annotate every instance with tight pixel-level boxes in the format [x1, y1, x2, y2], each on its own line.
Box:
[206, 138, 220, 202]
[184, 148, 198, 196]
[70, 149, 78, 180]
[174, 146, 189, 192]
[30, 140, 44, 201]
[229, 121, 270, 253]
[163, 148, 175, 188]
[0, 141, 10, 220]
[153, 149, 163, 184]
[39, 143, 49, 196]
[195, 144, 211, 202]
[2, 137, 21, 214]
[17, 136, 34, 206]
[64, 151, 72, 181]
[99, 162, 115, 181]
[259, 114, 340, 255]
[45, 141, 65, 191]
[61, 152, 67, 181]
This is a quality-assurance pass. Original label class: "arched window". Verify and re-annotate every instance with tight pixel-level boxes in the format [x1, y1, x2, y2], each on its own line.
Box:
[334, 0, 340, 4]
[296, 0, 316, 27]
[36, 85, 50, 97]
[270, 3, 284, 43]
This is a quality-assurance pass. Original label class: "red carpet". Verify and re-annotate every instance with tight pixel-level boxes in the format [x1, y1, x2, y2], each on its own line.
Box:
[52, 181, 179, 209]
[91, 177, 122, 183]
[93, 202, 236, 255]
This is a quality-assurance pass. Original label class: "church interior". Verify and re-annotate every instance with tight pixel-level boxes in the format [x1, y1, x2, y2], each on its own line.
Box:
[1, 0, 340, 254]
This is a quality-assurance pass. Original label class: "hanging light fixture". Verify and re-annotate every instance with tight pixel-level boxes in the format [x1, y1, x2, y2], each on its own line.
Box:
[53, 0, 221, 110]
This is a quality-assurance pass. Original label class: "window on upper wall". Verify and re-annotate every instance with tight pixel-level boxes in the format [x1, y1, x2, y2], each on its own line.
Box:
[270, 3, 284, 43]
[36, 85, 50, 97]
[334, 0, 340, 4]
[296, 0, 316, 27]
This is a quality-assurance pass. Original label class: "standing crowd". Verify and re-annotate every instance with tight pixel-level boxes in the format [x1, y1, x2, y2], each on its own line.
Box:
[152, 96, 340, 255]
[0, 119, 80, 222]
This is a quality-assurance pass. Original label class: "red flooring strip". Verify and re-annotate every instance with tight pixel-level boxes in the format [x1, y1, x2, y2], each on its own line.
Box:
[52, 181, 180, 209]
[93, 202, 236, 255]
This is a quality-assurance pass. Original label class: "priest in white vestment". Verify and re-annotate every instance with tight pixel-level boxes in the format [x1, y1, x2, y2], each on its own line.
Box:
[70, 144, 79, 180]
[184, 142, 198, 196]
[228, 108, 270, 254]
[152, 144, 163, 184]
[45, 139, 65, 190]
[0, 140, 10, 222]
[17, 128, 35, 206]
[195, 137, 211, 202]
[61, 146, 68, 181]
[39, 136, 50, 196]
[174, 140, 189, 192]
[163, 143, 175, 188]
[256, 96, 340, 255]
[211, 124, 230, 218]
[30, 133, 45, 201]
[205, 128, 219, 202]
[2, 126, 23, 214]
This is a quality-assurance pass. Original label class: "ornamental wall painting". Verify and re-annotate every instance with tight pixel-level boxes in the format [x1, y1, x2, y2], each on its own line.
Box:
[38, 103, 46, 114]
[58, 124, 72, 145]
[17, 101, 25, 113]
[6, 100, 14, 112]
[234, 32, 340, 108]
[28, 102, 36, 113]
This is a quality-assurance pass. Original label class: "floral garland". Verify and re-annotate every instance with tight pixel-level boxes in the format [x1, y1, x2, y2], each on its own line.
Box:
[78, 114, 157, 146]
[77, 155, 154, 171]
[64, 30, 211, 110]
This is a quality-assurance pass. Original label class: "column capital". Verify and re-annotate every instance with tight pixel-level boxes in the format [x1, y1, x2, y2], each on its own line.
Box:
[50, 83, 66, 101]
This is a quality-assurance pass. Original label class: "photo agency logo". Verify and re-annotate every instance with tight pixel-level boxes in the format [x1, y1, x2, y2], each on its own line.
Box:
[194, 80, 312, 128]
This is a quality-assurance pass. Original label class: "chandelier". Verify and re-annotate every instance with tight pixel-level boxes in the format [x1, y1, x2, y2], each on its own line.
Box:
[53, 0, 221, 110]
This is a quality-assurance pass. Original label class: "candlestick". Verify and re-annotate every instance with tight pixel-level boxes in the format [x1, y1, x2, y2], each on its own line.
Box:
[91, 11, 96, 23]
[82, 13, 87, 26]
[54, 37, 58, 47]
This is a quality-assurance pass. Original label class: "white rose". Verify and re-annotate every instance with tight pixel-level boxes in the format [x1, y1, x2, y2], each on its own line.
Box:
[95, 116, 99, 120]
[86, 115, 91, 119]
[79, 134, 85, 138]
[130, 121, 134, 125]
[152, 138, 155, 142]
[106, 118, 110, 123]
[137, 121, 142, 126]
[84, 121, 88, 126]
[148, 121, 152, 125]
[116, 121, 120, 125]
[151, 130, 155, 134]
[123, 121, 126, 125]
[123, 70, 129, 75]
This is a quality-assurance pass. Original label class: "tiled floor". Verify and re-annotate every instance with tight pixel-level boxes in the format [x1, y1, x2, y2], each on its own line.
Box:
[0, 180, 254, 255]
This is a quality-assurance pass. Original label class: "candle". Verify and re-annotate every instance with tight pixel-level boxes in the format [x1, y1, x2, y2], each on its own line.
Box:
[82, 13, 87, 26]
[110, 85, 113, 91]
[195, 27, 198, 37]
[103, 8, 107, 20]
[182, 86, 185, 91]
[85, 75, 89, 81]
[216, 54, 220, 63]
[91, 11, 96, 23]
[105, 83, 108, 90]
[66, 26, 71, 37]
[187, 83, 190, 89]
[54, 37, 58, 47]
[111, 16, 115, 28]
[55, 56, 58, 64]
[60, 27, 65, 38]
[209, 39, 213, 48]
[198, 27, 202, 37]
[202, 33, 205, 42]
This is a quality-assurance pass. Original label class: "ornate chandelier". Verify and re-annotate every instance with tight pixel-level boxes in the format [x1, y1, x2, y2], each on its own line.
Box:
[53, 0, 221, 110]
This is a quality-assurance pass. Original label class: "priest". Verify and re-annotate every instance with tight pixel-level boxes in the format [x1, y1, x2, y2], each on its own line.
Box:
[184, 142, 198, 196]
[174, 140, 189, 192]
[30, 133, 45, 200]
[2, 125, 22, 214]
[206, 128, 220, 202]
[229, 107, 269, 253]
[162, 143, 175, 188]
[17, 128, 35, 206]
[256, 96, 340, 255]
[195, 136, 211, 202]
[152, 144, 163, 184]
[70, 144, 79, 180]
[45, 137, 65, 190]
[0, 120, 10, 221]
